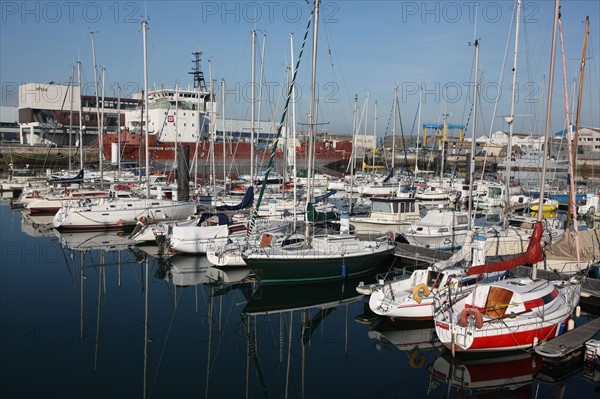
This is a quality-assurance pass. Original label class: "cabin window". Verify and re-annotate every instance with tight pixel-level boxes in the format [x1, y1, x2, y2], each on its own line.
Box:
[372, 202, 391, 213]
[542, 289, 559, 304]
[457, 215, 468, 225]
[427, 271, 441, 288]
[438, 227, 449, 233]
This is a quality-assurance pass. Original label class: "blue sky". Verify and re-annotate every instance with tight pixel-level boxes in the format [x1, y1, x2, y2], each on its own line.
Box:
[1, 0, 599, 138]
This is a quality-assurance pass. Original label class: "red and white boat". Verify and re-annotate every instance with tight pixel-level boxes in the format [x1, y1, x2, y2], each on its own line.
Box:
[433, 223, 581, 353]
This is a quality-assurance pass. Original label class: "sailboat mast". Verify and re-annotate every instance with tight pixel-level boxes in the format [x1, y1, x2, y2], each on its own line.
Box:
[117, 85, 121, 179]
[539, 0, 560, 224]
[90, 32, 102, 179]
[572, 16, 589, 184]
[100, 67, 106, 183]
[77, 60, 84, 169]
[416, 86, 422, 172]
[505, 0, 521, 224]
[290, 32, 298, 231]
[222, 79, 227, 187]
[467, 39, 479, 229]
[68, 65, 74, 172]
[142, 20, 150, 199]
[250, 30, 256, 184]
[391, 85, 397, 171]
[373, 100, 378, 170]
[304, 0, 320, 240]
[307, 0, 320, 205]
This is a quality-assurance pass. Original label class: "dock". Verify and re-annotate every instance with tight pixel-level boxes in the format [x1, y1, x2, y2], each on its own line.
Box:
[534, 318, 600, 360]
[393, 242, 453, 264]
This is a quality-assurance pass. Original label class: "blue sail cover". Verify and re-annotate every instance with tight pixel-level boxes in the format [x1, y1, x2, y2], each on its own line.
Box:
[313, 189, 337, 204]
[47, 169, 84, 185]
[216, 186, 254, 211]
[382, 168, 394, 183]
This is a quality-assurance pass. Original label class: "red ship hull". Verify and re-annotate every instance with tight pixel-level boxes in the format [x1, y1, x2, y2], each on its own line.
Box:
[103, 132, 352, 176]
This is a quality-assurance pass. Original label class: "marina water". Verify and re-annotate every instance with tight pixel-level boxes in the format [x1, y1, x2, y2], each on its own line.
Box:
[1, 202, 598, 398]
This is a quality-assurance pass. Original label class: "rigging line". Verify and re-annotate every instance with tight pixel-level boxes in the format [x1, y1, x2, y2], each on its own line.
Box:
[487, 0, 516, 137]
[322, 20, 353, 133]
[119, 28, 141, 84]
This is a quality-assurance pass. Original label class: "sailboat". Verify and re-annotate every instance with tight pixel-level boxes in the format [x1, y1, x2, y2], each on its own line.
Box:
[53, 21, 197, 231]
[369, 230, 513, 320]
[433, 0, 582, 354]
[241, 0, 395, 283]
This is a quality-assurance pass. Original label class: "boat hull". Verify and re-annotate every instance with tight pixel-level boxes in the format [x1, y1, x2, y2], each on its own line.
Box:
[243, 244, 394, 283]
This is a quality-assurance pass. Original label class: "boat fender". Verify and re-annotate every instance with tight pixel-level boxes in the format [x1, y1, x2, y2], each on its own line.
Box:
[412, 283, 430, 304]
[408, 346, 426, 369]
[386, 231, 396, 242]
[459, 308, 483, 329]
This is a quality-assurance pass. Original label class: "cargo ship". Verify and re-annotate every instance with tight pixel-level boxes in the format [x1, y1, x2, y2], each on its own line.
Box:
[103, 57, 352, 177]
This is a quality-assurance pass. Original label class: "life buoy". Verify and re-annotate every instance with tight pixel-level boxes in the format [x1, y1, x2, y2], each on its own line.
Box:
[408, 346, 426, 369]
[412, 283, 430, 304]
[459, 308, 484, 329]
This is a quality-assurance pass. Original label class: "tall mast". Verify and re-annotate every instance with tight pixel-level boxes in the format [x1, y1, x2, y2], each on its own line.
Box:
[467, 39, 479, 229]
[68, 65, 74, 172]
[391, 85, 397, 172]
[174, 81, 179, 174]
[305, 0, 320, 239]
[504, 0, 522, 225]
[416, 86, 422, 172]
[77, 60, 84, 169]
[142, 20, 150, 199]
[100, 66, 105, 183]
[250, 29, 256, 184]
[116, 85, 121, 179]
[373, 100, 378, 170]
[222, 79, 227, 188]
[290, 32, 298, 231]
[571, 16, 589, 204]
[90, 32, 102, 178]
[539, 0, 560, 225]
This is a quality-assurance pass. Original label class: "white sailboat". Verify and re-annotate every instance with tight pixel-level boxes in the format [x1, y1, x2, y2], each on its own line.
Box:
[53, 21, 197, 231]
[241, 0, 395, 284]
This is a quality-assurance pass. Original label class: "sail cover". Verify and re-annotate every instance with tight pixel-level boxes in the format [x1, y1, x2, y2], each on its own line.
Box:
[466, 221, 544, 276]
[217, 186, 254, 211]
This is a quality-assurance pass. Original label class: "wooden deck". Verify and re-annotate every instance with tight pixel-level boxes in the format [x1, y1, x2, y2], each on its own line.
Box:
[534, 318, 600, 360]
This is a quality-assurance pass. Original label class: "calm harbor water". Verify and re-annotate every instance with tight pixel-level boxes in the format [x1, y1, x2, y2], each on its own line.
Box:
[1, 202, 599, 398]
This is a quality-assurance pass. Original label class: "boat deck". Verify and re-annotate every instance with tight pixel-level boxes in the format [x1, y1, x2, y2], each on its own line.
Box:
[393, 242, 453, 264]
[534, 318, 600, 360]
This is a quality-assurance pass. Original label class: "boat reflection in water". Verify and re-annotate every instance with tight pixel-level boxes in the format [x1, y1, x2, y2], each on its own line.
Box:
[163, 254, 213, 287]
[368, 318, 442, 369]
[55, 229, 137, 251]
[20, 210, 55, 237]
[428, 350, 541, 398]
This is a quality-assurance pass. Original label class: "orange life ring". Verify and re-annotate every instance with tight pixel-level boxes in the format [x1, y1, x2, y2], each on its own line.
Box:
[408, 346, 426, 369]
[412, 283, 430, 304]
[459, 308, 483, 329]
